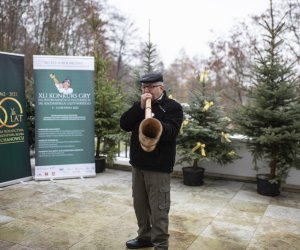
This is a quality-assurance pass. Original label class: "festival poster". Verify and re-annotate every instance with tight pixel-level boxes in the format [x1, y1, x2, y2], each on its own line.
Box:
[0, 52, 32, 186]
[33, 55, 95, 180]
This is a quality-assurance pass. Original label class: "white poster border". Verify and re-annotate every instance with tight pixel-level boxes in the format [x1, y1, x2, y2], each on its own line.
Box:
[33, 55, 94, 70]
[35, 163, 95, 180]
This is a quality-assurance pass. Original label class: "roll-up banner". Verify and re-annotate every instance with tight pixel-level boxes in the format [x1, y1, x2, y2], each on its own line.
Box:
[0, 52, 32, 187]
[33, 55, 95, 180]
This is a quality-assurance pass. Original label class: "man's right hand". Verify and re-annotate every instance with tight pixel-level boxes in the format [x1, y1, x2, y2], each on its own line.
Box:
[140, 93, 152, 109]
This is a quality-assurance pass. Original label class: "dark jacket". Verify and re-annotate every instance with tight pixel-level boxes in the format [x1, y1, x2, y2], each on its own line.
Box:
[120, 91, 183, 173]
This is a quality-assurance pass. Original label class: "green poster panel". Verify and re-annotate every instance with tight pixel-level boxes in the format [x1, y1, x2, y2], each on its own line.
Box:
[33, 55, 95, 180]
[0, 52, 32, 186]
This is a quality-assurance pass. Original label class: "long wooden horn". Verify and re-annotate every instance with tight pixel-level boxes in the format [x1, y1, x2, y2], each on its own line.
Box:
[139, 98, 163, 152]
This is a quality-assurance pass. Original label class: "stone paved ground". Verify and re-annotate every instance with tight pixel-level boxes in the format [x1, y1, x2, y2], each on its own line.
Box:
[1, 169, 300, 250]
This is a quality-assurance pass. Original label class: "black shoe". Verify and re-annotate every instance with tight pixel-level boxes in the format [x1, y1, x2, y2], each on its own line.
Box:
[126, 238, 153, 249]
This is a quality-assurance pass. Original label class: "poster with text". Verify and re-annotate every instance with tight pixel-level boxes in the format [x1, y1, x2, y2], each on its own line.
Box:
[0, 52, 32, 186]
[33, 55, 95, 180]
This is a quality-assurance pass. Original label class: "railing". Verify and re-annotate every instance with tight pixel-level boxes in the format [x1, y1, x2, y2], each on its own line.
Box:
[117, 141, 129, 158]
[114, 138, 300, 188]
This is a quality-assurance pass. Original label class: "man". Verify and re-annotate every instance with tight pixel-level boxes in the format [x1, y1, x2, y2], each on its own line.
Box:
[50, 73, 73, 94]
[120, 72, 183, 250]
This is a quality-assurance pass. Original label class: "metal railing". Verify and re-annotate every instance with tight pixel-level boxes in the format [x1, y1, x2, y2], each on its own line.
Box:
[117, 141, 129, 158]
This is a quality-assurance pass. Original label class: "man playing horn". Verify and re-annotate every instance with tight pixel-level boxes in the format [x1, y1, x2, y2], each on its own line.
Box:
[120, 72, 183, 250]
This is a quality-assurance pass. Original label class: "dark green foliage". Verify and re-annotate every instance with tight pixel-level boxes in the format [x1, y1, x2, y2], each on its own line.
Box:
[177, 77, 239, 168]
[143, 40, 158, 73]
[120, 31, 162, 152]
[94, 53, 123, 166]
[122, 35, 157, 108]
[231, 4, 300, 182]
[141, 27, 162, 75]
[124, 69, 142, 108]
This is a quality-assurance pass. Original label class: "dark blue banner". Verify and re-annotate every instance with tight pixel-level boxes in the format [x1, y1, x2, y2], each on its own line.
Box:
[0, 52, 32, 186]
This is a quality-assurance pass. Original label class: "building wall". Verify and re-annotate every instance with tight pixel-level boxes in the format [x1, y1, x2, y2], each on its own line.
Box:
[179, 139, 300, 188]
[115, 139, 300, 189]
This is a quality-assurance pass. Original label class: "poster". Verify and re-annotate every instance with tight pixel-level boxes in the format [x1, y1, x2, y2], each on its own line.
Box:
[0, 52, 32, 186]
[33, 55, 95, 180]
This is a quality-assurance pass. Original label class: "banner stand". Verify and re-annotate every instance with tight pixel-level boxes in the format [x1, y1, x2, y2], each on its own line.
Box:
[0, 177, 33, 188]
[29, 157, 93, 181]
[33, 55, 95, 180]
[0, 52, 32, 186]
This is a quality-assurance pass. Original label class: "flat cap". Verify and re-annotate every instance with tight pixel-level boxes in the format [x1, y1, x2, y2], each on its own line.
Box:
[140, 72, 163, 84]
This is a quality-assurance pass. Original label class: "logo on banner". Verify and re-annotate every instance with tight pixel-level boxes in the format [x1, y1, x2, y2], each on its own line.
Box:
[0, 97, 23, 128]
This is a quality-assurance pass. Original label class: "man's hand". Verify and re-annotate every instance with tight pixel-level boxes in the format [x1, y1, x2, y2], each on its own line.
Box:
[50, 73, 59, 84]
[140, 93, 152, 109]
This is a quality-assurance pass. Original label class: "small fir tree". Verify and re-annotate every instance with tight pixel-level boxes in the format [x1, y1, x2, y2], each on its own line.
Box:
[125, 23, 161, 107]
[94, 53, 123, 166]
[231, 1, 300, 182]
[143, 39, 158, 73]
[177, 71, 239, 168]
[120, 27, 162, 149]
[142, 20, 161, 74]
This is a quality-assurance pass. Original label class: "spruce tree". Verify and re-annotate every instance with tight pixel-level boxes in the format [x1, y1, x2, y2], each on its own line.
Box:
[177, 71, 238, 168]
[125, 30, 159, 107]
[94, 53, 123, 166]
[120, 27, 162, 153]
[143, 39, 158, 73]
[231, 1, 300, 182]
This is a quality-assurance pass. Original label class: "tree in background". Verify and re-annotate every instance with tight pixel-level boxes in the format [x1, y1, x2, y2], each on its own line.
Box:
[142, 22, 163, 74]
[125, 24, 163, 106]
[2, 0, 300, 162]
[89, 3, 123, 167]
[119, 25, 163, 150]
[0, 0, 29, 52]
[278, 0, 300, 63]
[177, 70, 239, 169]
[207, 21, 258, 112]
[231, 0, 300, 183]
[164, 50, 206, 103]
[106, 6, 139, 82]
[94, 53, 123, 166]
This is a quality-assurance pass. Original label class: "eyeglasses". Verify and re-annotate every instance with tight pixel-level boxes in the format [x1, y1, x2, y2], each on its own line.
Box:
[141, 85, 162, 90]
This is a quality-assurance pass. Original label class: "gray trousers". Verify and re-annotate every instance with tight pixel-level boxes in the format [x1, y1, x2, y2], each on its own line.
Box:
[132, 168, 171, 250]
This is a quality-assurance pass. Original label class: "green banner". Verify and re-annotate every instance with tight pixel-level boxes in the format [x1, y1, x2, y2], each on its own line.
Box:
[0, 52, 32, 186]
[33, 55, 95, 180]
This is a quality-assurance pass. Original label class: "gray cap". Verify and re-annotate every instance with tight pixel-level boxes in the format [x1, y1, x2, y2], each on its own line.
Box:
[140, 72, 163, 84]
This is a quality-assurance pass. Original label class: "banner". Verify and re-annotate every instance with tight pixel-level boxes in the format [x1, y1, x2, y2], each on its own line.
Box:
[33, 55, 95, 180]
[0, 52, 32, 186]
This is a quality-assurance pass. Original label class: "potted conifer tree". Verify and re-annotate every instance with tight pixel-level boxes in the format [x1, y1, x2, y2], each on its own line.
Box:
[94, 53, 123, 172]
[177, 71, 239, 186]
[231, 1, 300, 196]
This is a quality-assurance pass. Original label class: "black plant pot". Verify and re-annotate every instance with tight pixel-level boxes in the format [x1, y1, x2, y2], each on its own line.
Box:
[182, 166, 205, 186]
[95, 156, 106, 173]
[256, 174, 280, 196]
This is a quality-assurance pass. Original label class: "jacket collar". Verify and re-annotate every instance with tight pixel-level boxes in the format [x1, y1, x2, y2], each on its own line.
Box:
[153, 91, 167, 105]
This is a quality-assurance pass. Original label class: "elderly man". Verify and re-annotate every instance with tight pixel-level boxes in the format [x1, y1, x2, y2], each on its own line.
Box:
[120, 72, 183, 250]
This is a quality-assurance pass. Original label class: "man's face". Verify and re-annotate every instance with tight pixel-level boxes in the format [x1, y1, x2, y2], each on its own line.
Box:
[141, 82, 164, 100]
[62, 82, 70, 89]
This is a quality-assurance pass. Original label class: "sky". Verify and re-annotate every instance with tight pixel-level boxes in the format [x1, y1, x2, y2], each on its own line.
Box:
[107, 0, 270, 66]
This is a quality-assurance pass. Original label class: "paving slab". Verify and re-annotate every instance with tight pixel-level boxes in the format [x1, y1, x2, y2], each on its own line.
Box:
[1, 169, 300, 250]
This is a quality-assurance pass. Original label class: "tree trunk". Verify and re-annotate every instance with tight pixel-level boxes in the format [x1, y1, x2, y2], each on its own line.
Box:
[193, 159, 199, 168]
[269, 158, 276, 179]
